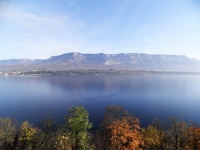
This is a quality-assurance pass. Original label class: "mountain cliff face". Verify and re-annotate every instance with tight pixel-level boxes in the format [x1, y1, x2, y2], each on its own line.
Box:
[0, 52, 200, 71]
[43, 52, 200, 71]
[44, 52, 198, 65]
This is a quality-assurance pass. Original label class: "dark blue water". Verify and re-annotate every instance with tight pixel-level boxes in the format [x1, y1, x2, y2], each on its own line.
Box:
[0, 74, 200, 130]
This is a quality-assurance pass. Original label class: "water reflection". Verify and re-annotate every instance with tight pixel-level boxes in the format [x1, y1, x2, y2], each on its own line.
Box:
[0, 74, 200, 130]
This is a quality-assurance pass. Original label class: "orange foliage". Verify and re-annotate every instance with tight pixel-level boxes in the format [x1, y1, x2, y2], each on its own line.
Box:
[186, 126, 200, 150]
[108, 116, 142, 150]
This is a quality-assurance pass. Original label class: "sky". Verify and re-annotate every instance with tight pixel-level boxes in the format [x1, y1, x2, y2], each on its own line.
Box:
[0, 0, 200, 60]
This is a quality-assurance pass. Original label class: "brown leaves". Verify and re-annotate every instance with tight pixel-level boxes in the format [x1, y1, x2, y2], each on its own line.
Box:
[186, 126, 200, 150]
[107, 114, 142, 150]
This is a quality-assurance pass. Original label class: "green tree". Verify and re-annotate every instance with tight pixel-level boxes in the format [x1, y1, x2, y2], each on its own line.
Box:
[65, 106, 92, 150]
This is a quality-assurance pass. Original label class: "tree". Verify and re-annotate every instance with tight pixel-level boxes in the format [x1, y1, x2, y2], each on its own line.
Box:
[40, 117, 54, 135]
[55, 131, 73, 150]
[96, 105, 125, 149]
[65, 106, 92, 150]
[186, 125, 200, 150]
[108, 115, 142, 150]
[96, 105, 142, 150]
[19, 121, 42, 150]
[167, 117, 189, 150]
[0, 117, 18, 150]
[101, 105, 124, 127]
[142, 125, 161, 149]
[39, 117, 55, 150]
[150, 118, 169, 149]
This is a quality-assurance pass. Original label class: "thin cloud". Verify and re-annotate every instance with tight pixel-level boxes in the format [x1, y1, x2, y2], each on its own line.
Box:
[0, 8, 84, 31]
[0, 5, 85, 59]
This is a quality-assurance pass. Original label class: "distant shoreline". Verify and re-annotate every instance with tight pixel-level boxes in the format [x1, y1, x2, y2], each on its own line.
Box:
[1, 69, 200, 76]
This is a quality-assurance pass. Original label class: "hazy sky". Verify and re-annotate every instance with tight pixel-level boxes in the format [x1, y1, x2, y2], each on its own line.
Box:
[0, 0, 200, 59]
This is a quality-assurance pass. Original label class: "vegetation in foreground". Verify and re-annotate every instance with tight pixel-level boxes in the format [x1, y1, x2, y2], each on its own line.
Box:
[0, 105, 200, 150]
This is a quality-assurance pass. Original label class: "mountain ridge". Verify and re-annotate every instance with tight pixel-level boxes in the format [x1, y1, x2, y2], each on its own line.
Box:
[0, 52, 200, 72]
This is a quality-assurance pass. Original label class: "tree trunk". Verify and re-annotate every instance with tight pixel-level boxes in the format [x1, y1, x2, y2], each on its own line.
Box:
[75, 130, 78, 150]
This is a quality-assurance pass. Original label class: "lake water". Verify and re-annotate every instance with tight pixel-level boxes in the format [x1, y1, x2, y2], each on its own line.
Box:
[0, 74, 200, 130]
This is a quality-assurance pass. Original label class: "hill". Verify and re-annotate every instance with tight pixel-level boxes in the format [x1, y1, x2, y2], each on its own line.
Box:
[0, 52, 200, 73]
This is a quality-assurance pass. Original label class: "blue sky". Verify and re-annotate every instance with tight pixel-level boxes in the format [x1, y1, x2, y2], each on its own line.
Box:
[0, 0, 200, 59]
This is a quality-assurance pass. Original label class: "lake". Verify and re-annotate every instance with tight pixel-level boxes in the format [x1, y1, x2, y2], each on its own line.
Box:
[0, 74, 200, 130]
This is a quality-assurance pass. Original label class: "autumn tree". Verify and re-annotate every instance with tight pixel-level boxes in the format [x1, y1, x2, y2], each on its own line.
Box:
[186, 124, 200, 150]
[65, 106, 92, 150]
[96, 105, 125, 149]
[96, 105, 142, 150]
[0, 117, 18, 150]
[149, 118, 170, 149]
[167, 117, 189, 150]
[108, 115, 142, 150]
[55, 131, 73, 150]
[18, 121, 42, 150]
[142, 125, 162, 149]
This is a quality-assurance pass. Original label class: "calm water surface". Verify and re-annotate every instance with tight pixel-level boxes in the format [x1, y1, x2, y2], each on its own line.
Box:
[0, 74, 200, 130]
